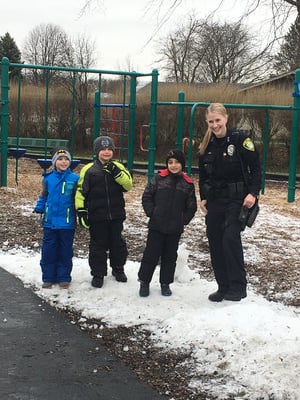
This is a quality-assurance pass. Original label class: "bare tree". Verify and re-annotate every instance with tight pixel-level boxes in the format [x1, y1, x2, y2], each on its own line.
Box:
[79, 1, 299, 38]
[59, 34, 98, 146]
[78, 0, 105, 17]
[158, 17, 271, 84]
[143, 0, 299, 32]
[198, 21, 271, 84]
[273, 21, 300, 73]
[22, 23, 73, 84]
[157, 16, 205, 83]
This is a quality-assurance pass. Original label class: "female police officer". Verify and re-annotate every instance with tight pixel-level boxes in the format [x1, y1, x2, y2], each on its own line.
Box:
[198, 103, 261, 302]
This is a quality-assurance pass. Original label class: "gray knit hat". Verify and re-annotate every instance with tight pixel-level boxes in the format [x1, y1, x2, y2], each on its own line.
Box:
[52, 148, 71, 166]
[93, 136, 115, 155]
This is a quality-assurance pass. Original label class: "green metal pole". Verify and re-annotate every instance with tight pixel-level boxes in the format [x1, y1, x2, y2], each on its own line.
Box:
[127, 74, 137, 171]
[15, 71, 22, 184]
[288, 69, 300, 202]
[0, 57, 10, 187]
[261, 110, 270, 195]
[93, 90, 101, 161]
[120, 76, 127, 162]
[93, 90, 100, 139]
[187, 103, 199, 176]
[44, 70, 49, 158]
[148, 69, 159, 181]
[70, 72, 76, 157]
[176, 91, 185, 149]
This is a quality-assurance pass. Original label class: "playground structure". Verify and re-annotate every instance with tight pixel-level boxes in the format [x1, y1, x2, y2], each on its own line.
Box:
[0, 56, 299, 202]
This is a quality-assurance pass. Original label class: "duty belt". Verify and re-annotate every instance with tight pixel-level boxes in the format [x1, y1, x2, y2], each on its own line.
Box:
[214, 181, 245, 199]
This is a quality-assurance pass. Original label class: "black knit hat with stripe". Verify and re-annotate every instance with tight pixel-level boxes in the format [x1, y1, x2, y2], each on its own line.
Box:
[166, 149, 186, 170]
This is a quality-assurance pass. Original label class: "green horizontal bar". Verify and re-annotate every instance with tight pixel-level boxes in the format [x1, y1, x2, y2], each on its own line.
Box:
[157, 101, 294, 111]
[8, 62, 155, 77]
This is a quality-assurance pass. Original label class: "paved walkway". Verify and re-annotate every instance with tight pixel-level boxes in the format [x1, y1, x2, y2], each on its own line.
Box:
[0, 267, 168, 400]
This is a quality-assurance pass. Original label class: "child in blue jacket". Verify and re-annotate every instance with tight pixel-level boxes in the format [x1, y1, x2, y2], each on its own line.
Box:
[33, 148, 79, 289]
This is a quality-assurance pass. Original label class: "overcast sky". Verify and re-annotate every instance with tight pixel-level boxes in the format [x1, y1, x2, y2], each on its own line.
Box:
[1, 0, 294, 78]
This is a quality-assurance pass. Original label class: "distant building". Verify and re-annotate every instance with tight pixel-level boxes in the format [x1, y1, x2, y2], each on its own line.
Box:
[239, 71, 295, 93]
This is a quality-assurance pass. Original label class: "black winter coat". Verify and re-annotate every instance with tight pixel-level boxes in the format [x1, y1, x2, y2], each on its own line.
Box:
[79, 160, 126, 222]
[142, 169, 197, 234]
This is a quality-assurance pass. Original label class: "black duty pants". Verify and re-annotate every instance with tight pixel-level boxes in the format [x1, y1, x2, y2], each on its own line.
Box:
[88, 220, 128, 278]
[138, 229, 181, 285]
[206, 199, 247, 292]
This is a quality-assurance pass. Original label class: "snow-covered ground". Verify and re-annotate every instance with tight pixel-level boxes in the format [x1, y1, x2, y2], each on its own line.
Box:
[1, 163, 300, 400]
[1, 196, 300, 399]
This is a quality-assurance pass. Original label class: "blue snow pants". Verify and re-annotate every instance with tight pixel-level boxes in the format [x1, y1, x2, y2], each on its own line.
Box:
[40, 228, 75, 284]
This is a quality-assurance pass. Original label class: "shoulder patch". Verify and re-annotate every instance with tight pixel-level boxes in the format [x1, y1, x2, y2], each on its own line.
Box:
[242, 137, 255, 151]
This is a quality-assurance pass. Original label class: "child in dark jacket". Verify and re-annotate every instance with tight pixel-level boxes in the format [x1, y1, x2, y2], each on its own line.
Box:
[33, 148, 79, 289]
[138, 149, 197, 297]
[75, 136, 133, 289]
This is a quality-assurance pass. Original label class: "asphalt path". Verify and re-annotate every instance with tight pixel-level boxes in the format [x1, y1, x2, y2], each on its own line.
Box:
[0, 267, 168, 400]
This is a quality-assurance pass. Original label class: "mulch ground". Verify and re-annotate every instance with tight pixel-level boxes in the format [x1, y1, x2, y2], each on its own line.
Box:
[1, 157, 299, 400]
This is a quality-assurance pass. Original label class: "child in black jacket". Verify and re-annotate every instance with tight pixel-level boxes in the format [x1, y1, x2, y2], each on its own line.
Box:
[138, 149, 197, 297]
[75, 136, 133, 288]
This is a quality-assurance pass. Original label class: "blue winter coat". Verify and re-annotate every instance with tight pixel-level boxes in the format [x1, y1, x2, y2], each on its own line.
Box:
[34, 168, 79, 230]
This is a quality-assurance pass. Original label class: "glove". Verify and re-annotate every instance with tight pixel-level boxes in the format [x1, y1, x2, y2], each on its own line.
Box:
[77, 209, 90, 229]
[103, 161, 122, 179]
[33, 209, 43, 214]
[32, 209, 44, 224]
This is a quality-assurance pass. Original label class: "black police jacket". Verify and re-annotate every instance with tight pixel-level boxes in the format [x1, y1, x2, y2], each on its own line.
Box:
[198, 130, 262, 201]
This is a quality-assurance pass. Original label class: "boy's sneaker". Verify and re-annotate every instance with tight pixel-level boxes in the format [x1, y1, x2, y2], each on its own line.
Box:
[112, 268, 127, 282]
[42, 282, 53, 289]
[59, 282, 70, 289]
[139, 282, 150, 297]
[91, 277, 104, 288]
[161, 284, 172, 296]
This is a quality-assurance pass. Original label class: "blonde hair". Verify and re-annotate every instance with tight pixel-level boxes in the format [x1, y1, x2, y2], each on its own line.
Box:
[199, 103, 228, 155]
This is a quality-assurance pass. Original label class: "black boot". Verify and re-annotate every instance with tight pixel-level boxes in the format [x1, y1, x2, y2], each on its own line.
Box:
[208, 287, 227, 302]
[91, 276, 104, 288]
[161, 284, 172, 296]
[139, 281, 150, 297]
[224, 288, 247, 301]
[112, 268, 127, 282]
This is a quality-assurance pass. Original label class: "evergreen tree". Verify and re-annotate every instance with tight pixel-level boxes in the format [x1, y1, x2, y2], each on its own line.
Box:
[273, 22, 300, 74]
[0, 32, 22, 79]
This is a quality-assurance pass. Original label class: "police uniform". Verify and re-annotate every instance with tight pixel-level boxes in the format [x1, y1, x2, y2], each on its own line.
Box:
[198, 130, 261, 301]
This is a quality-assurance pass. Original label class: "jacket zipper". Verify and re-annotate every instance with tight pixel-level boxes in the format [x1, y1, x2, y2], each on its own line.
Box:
[105, 174, 113, 220]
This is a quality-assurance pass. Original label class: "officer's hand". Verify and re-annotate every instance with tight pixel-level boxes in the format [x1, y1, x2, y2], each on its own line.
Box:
[243, 193, 256, 208]
[103, 161, 121, 179]
[199, 200, 207, 216]
[77, 209, 89, 229]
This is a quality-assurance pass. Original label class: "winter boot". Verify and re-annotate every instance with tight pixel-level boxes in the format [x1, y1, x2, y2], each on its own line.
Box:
[208, 287, 228, 302]
[112, 268, 127, 282]
[161, 284, 172, 296]
[139, 281, 150, 297]
[91, 276, 104, 288]
[224, 288, 247, 301]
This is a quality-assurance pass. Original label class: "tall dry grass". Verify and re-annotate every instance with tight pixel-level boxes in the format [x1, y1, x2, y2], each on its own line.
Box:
[5, 80, 298, 172]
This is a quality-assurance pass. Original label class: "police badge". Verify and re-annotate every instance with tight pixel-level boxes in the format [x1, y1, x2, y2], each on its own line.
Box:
[227, 144, 235, 156]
